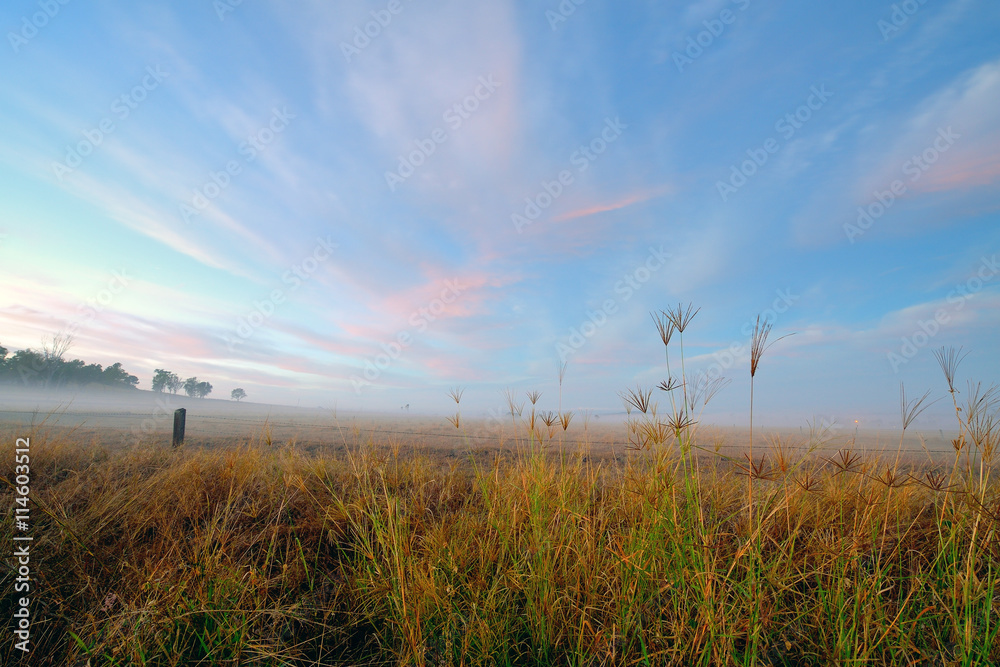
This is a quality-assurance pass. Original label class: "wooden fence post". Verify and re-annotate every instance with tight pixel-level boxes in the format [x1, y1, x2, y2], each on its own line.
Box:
[172, 408, 186, 447]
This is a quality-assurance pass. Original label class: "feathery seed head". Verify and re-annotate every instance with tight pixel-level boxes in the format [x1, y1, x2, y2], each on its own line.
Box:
[749, 314, 794, 378]
[899, 383, 937, 431]
[651, 311, 676, 347]
[932, 345, 969, 394]
[665, 302, 700, 334]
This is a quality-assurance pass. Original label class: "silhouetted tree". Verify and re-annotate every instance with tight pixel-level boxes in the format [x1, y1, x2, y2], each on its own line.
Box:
[183, 377, 212, 398]
[152, 369, 168, 392]
[152, 369, 180, 393]
[5, 349, 48, 385]
[0, 340, 139, 389]
[231, 388, 247, 402]
[40, 334, 73, 387]
[103, 362, 139, 389]
[63, 359, 105, 385]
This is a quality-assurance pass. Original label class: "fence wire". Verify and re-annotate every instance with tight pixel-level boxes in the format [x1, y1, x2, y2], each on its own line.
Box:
[0, 409, 966, 455]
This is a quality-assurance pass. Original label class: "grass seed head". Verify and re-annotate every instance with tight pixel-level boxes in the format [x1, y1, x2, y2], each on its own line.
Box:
[687, 374, 732, 411]
[965, 381, 1000, 451]
[664, 302, 700, 334]
[447, 386, 465, 404]
[503, 387, 525, 417]
[932, 345, 969, 394]
[657, 377, 681, 393]
[559, 411, 573, 431]
[619, 386, 653, 415]
[899, 383, 937, 431]
[825, 448, 862, 474]
[651, 310, 676, 347]
[664, 409, 696, 435]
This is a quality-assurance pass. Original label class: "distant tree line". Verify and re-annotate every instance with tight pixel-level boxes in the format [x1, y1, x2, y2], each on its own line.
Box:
[0, 338, 139, 389]
[152, 369, 215, 399]
[0, 336, 243, 401]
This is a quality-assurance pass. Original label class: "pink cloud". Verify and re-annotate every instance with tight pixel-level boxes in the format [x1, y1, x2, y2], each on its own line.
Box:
[266, 320, 372, 358]
[551, 185, 674, 223]
[421, 351, 490, 382]
[337, 267, 519, 343]
[908, 149, 1000, 194]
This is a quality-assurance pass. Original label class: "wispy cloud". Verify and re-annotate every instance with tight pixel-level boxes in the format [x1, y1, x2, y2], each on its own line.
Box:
[551, 185, 674, 223]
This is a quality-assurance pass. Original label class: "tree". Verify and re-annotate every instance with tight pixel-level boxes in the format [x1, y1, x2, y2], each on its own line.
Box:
[0, 341, 139, 389]
[231, 388, 247, 402]
[152, 369, 169, 392]
[183, 377, 199, 397]
[5, 349, 48, 386]
[152, 369, 180, 393]
[64, 359, 104, 385]
[103, 362, 139, 389]
[40, 333, 74, 388]
[195, 381, 213, 398]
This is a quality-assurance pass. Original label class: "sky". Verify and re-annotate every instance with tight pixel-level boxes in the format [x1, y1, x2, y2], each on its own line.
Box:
[1, 0, 998, 428]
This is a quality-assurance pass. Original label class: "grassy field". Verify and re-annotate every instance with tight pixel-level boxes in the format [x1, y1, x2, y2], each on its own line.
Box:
[1, 414, 997, 665]
[1, 320, 997, 665]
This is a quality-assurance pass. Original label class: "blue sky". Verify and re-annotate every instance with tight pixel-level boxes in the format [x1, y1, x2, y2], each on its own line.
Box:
[1, 0, 998, 427]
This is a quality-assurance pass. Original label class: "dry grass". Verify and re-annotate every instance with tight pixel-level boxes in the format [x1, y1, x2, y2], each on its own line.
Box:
[1, 320, 998, 665]
[1, 418, 998, 666]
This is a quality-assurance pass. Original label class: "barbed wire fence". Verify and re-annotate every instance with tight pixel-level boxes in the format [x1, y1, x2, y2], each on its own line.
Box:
[0, 409, 968, 455]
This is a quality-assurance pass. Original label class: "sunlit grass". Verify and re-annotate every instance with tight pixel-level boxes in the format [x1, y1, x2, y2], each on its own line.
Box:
[1, 328, 998, 665]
